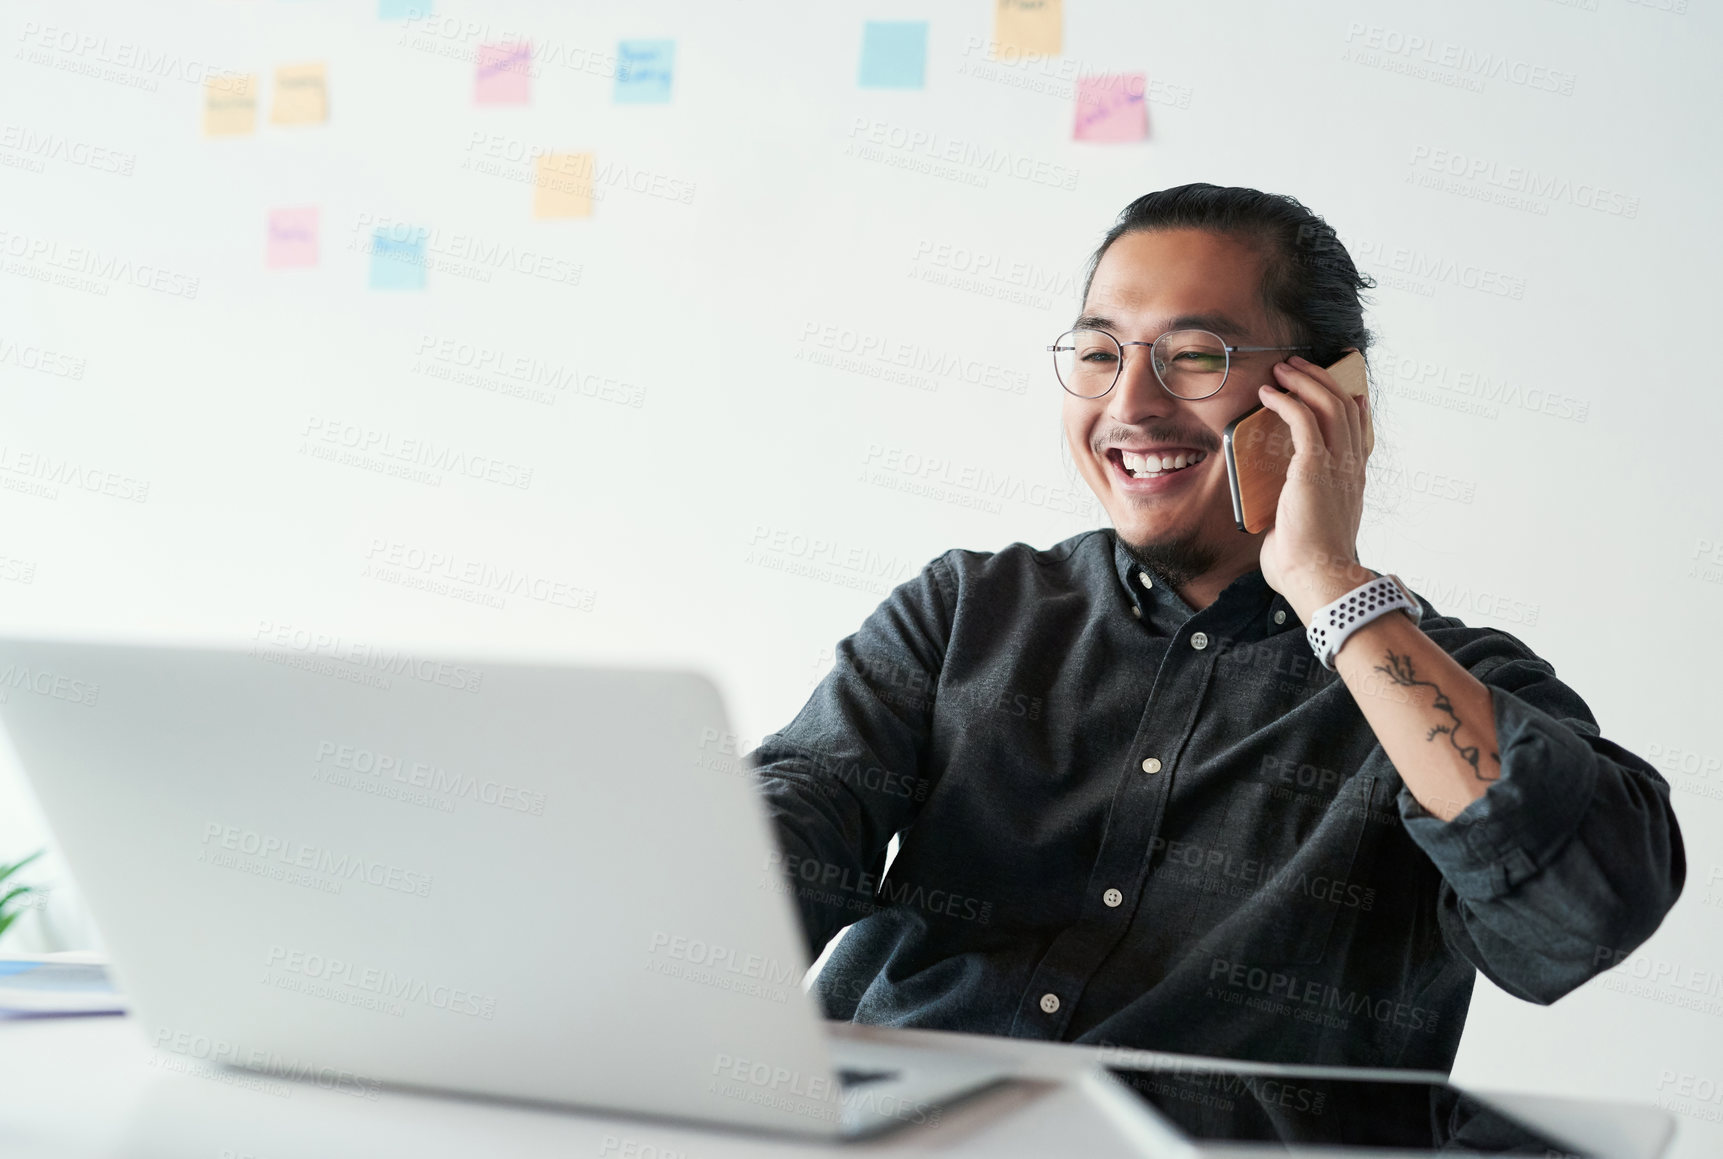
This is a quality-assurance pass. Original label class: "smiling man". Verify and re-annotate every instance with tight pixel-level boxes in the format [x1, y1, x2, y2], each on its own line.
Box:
[752, 184, 1683, 1069]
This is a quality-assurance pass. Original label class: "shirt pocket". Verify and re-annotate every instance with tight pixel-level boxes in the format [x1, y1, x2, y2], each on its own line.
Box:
[1176, 772, 1378, 967]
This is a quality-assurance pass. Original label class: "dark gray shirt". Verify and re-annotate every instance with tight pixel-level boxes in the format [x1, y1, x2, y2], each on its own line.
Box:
[750, 529, 1684, 1070]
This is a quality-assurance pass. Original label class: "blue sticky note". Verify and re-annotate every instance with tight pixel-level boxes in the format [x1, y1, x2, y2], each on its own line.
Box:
[858, 21, 927, 89]
[615, 40, 675, 103]
[378, 0, 430, 20]
[369, 227, 427, 290]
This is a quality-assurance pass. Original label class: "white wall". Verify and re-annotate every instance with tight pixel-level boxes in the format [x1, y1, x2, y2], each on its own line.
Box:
[3, 0, 1721, 1150]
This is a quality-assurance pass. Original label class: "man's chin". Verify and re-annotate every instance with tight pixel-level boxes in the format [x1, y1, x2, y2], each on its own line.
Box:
[1115, 521, 1221, 592]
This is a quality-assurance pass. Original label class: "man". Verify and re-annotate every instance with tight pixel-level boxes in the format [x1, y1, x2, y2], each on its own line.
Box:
[751, 183, 1683, 1070]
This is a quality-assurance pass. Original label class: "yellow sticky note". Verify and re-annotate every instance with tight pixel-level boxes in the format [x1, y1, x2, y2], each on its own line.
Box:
[533, 152, 594, 219]
[271, 63, 329, 125]
[994, 0, 1061, 57]
[203, 73, 258, 137]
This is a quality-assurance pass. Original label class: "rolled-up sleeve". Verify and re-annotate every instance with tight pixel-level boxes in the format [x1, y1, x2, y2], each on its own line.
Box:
[1393, 637, 1686, 1004]
[748, 554, 956, 958]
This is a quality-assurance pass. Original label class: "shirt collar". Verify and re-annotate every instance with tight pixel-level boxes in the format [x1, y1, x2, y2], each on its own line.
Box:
[1109, 530, 1303, 638]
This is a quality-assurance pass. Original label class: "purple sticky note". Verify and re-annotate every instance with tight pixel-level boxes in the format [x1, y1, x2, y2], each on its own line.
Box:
[1075, 74, 1148, 142]
[475, 42, 532, 105]
[266, 207, 319, 268]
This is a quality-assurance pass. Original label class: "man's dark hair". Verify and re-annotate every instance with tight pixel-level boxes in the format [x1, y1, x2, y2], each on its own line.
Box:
[1081, 183, 1377, 369]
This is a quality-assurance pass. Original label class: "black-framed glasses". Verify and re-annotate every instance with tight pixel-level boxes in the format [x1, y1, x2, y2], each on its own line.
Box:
[1047, 327, 1312, 401]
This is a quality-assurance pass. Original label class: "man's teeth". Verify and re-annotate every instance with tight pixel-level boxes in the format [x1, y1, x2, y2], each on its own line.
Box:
[1121, 450, 1207, 477]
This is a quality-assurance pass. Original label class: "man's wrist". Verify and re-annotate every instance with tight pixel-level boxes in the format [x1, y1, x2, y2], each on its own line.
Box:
[1284, 557, 1379, 622]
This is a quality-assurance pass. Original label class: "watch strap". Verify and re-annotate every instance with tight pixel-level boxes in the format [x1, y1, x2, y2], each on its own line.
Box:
[1305, 572, 1419, 671]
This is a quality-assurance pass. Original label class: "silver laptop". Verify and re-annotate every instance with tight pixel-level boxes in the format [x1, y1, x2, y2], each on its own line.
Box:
[0, 635, 1009, 1138]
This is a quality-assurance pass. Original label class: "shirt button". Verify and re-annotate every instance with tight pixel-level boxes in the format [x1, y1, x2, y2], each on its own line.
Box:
[1141, 757, 1162, 774]
[1103, 888, 1123, 907]
[1274, 610, 1287, 625]
[1137, 571, 1153, 589]
[1039, 993, 1061, 1014]
[1130, 605, 1141, 619]
[1190, 631, 1209, 650]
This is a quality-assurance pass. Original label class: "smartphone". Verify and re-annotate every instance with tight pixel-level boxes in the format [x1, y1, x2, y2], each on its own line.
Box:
[1096, 1066, 1596, 1156]
[1223, 350, 1370, 534]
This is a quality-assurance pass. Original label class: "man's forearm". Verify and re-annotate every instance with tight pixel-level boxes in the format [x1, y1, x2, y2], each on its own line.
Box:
[1285, 567, 1500, 822]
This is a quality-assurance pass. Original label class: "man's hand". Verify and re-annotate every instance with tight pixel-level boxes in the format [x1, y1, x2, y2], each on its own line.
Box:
[1253, 353, 1373, 620]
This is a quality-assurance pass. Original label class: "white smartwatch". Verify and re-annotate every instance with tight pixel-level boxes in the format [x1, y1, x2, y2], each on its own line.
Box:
[1305, 572, 1420, 671]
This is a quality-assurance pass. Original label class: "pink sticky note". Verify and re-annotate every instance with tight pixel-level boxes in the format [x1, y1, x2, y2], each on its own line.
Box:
[1075, 74, 1148, 142]
[475, 42, 532, 105]
[267, 207, 319, 268]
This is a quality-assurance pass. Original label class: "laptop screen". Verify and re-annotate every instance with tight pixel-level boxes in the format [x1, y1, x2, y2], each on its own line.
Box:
[1105, 1067, 1587, 1155]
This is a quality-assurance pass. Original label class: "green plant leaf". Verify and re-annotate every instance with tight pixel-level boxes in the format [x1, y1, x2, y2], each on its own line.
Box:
[0, 848, 45, 887]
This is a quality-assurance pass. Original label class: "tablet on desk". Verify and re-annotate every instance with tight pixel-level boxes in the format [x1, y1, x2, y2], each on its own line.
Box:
[1096, 1065, 1594, 1157]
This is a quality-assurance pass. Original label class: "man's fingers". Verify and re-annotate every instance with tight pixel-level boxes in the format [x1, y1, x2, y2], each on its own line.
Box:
[1257, 385, 1324, 462]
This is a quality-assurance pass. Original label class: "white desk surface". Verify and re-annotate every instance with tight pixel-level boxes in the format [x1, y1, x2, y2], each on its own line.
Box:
[0, 1013, 1673, 1159]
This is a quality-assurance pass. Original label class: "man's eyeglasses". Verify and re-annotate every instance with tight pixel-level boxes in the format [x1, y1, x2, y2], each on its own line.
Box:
[1047, 327, 1311, 401]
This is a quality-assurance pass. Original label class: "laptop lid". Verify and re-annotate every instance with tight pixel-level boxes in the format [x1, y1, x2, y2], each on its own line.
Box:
[0, 635, 849, 1136]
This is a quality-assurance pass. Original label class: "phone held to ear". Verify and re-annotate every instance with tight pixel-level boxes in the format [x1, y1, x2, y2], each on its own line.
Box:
[1223, 350, 1370, 534]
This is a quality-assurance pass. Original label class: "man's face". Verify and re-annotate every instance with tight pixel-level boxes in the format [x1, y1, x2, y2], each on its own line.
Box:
[1062, 228, 1287, 573]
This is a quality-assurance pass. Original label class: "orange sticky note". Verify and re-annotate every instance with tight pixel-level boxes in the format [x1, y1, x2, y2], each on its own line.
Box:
[994, 0, 1061, 57]
[533, 152, 594, 218]
[203, 73, 258, 137]
[271, 63, 329, 125]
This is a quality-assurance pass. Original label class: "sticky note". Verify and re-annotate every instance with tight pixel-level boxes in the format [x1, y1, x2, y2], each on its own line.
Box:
[994, 0, 1061, 57]
[533, 153, 594, 219]
[858, 21, 927, 89]
[203, 74, 257, 137]
[267, 208, 319, 268]
[271, 63, 329, 125]
[614, 40, 675, 103]
[378, 0, 429, 19]
[1075, 74, 1147, 142]
[475, 42, 532, 104]
[369, 226, 427, 290]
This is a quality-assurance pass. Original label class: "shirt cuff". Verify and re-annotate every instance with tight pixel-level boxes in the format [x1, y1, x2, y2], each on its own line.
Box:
[1396, 684, 1601, 901]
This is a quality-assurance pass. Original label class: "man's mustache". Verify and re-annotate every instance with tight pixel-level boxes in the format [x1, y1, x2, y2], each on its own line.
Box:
[1091, 424, 1219, 455]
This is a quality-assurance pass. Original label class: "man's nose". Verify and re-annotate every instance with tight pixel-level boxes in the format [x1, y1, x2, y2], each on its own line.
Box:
[1107, 347, 1178, 425]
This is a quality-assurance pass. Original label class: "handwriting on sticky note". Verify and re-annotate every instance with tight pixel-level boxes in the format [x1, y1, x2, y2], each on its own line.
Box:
[475, 42, 532, 105]
[271, 63, 329, 125]
[369, 226, 428, 290]
[994, 0, 1060, 58]
[533, 153, 594, 219]
[203, 73, 257, 137]
[615, 40, 675, 103]
[1075, 74, 1147, 142]
[267, 208, 319, 268]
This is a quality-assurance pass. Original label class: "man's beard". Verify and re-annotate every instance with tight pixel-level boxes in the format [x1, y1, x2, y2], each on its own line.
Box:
[1117, 525, 1220, 593]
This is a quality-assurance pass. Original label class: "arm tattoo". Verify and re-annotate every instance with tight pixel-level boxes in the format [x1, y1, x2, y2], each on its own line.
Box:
[1374, 650, 1501, 782]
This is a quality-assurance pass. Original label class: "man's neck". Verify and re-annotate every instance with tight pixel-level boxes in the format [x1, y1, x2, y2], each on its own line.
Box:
[1174, 553, 1261, 612]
